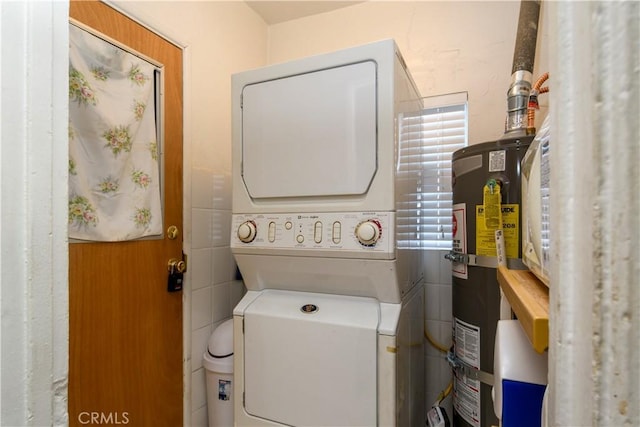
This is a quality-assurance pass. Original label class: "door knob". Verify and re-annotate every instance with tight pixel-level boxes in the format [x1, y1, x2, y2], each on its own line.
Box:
[167, 225, 179, 240]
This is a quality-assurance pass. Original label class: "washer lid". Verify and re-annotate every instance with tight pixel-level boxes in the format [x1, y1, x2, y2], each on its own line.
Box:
[242, 290, 379, 426]
[241, 60, 377, 199]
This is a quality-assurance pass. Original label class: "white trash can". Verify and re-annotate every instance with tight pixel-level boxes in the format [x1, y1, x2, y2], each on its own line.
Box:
[203, 318, 234, 427]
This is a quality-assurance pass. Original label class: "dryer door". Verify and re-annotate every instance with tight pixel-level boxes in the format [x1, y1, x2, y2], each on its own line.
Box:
[241, 60, 377, 199]
[243, 289, 379, 426]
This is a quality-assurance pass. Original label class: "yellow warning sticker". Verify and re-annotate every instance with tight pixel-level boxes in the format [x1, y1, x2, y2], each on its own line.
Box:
[476, 204, 519, 258]
[482, 181, 502, 229]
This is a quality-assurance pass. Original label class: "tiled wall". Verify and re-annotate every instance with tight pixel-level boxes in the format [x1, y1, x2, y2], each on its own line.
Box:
[189, 167, 246, 426]
[424, 250, 454, 417]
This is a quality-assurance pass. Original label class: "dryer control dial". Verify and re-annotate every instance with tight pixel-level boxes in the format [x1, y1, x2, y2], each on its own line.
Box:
[355, 220, 382, 246]
[237, 220, 257, 243]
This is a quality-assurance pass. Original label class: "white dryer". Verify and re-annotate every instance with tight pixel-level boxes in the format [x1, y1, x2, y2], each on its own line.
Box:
[231, 39, 426, 426]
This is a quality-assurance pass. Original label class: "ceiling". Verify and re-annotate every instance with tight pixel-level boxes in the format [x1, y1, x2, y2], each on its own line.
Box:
[245, 1, 364, 25]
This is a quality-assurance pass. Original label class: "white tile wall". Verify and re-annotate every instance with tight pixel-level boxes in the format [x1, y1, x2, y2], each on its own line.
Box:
[192, 167, 215, 209]
[423, 250, 454, 417]
[212, 283, 232, 323]
[191, 368, 207, 411]
[191, 325, 212, 371]
[212, 247, 235, 284]
[192, 287, 213, 329]
[211, 210, 231, 248]
[192, 208, 214, 249]
[190, 169, 245, 424]
[190, 248, 213, 290]
[212, 173, 232, 210]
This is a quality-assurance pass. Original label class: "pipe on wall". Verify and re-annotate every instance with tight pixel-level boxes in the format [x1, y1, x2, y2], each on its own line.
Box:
[503, 0, 541, 138]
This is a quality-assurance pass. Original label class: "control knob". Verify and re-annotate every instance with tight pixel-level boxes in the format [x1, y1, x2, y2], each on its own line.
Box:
[237, 220, 257, 243]
[355, 220, 382, 246]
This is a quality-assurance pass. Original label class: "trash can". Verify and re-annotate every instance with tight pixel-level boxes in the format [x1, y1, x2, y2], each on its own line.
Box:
[203, 318, 234, 427]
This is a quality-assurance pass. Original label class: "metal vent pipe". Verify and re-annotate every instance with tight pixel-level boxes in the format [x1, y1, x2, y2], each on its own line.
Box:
[503, 0, 541, 137]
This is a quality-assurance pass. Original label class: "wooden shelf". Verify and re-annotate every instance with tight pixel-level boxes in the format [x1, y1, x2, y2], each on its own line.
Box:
[497, 266, 549, 353]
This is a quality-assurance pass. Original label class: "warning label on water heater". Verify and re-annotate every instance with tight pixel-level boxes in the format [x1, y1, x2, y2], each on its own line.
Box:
[454, 317, 481, 427]
[454, 372, 481, 427]
[454, 317, 480, 369]
[488, 150, 506, 172]
[476, 204, 519, 259]
[452, 203, 467, 279]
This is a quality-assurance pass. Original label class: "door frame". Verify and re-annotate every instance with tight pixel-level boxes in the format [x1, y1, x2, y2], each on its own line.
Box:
[90, 2, 193, 424]
[0, 2, 69, 425]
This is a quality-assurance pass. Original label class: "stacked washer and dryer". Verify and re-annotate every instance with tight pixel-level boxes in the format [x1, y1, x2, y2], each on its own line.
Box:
[230, 39, 426, 426]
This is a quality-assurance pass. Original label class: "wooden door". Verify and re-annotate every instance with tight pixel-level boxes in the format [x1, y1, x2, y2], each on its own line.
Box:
[69, 1, 183, 425]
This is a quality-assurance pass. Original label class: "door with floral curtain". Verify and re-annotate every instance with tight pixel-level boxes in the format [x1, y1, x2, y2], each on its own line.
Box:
[69, 23, 162, 242]
[68, 1, 183, 425]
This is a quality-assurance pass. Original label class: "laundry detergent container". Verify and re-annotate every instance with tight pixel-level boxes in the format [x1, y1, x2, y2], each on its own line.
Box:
[203, 318, 234, 427]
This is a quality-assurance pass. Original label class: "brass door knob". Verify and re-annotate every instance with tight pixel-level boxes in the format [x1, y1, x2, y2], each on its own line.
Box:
[167, 225, 179, 240]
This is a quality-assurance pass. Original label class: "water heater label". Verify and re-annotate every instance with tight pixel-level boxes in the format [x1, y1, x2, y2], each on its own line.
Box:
[454, 317, 481, 427]
[476, 204, 519, 259]
[454, 372, 481, 427]
[452, 203, 468, 279]
[454, 317, 480, 369]
[488, 150, 506, 172]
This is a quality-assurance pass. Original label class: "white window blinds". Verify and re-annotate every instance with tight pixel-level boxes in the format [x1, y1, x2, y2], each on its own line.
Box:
[397, 93, 468, 250]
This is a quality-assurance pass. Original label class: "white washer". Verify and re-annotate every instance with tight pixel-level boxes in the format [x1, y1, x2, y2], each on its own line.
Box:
[239, 290, 378, 426]
[231, 39, 426, 426]
[233, 284, 425, 427]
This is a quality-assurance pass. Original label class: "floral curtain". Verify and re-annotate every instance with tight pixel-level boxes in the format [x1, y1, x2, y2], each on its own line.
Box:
[68, 24, 162, 241]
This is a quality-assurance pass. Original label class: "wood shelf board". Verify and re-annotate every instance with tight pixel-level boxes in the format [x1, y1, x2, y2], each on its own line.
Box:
[497, 266, 549, 353]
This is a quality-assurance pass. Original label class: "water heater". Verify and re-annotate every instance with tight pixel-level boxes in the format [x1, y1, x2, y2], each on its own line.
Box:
[449, 135, 533, 427]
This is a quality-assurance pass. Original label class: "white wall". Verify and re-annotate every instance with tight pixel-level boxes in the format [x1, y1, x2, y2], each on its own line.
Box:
[265, 0, 550, 415]
[267, 1, 549, 145]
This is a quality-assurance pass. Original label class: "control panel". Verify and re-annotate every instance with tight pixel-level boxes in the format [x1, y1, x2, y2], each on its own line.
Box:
[231, 212, 394, 255]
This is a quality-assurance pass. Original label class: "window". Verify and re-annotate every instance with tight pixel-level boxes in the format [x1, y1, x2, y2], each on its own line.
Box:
[397, 93, 468, 250]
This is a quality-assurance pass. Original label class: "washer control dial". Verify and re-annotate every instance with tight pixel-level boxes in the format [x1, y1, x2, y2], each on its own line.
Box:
[237, 220, 257, 243]
[355, 220, 382, 246]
